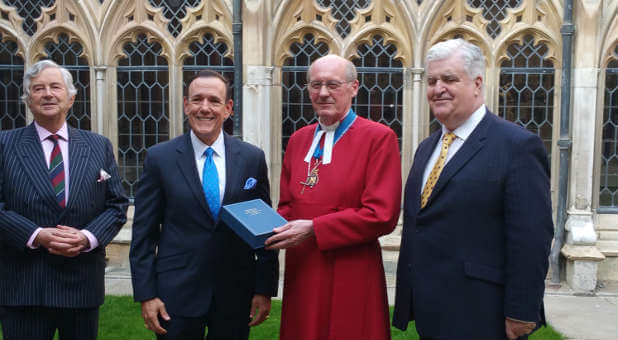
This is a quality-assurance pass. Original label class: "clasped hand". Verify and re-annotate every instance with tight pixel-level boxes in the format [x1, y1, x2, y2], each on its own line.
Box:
[34, 225, 89, 257]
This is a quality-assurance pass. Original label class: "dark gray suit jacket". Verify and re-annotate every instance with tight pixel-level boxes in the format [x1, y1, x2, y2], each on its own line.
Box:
[0, 123, 129, 308]
[130, 132, 279, 318]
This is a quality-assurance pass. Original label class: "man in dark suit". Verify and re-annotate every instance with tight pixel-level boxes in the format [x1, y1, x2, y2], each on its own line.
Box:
[130, 70, 279, 340]
[0, 60, 129, 340]
[392, 39, 554, 340]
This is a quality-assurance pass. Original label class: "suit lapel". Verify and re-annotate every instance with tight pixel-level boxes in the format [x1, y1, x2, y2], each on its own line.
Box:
[66, 127, 90, 209]
[16, 124, 61, 212]
[222, 133, 241, 206]
[411, 131, 441, 212]
[427, 112, 493, 204]
[176, 133, 215, 220]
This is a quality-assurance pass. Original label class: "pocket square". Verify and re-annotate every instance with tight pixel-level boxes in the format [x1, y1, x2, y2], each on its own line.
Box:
[243, 177, 257, 190]
[97, 169, 111, 182]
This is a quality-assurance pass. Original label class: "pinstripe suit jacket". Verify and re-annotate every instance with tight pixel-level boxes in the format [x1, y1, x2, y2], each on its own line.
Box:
[0, 123, 129, 308]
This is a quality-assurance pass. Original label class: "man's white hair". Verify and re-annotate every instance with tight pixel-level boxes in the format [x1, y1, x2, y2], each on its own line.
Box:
[426, 38, 485, 80]
[21, 59, 77, 105]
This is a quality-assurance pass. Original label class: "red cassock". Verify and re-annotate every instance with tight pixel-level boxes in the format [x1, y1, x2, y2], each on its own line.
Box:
[278, 116, 402, 340]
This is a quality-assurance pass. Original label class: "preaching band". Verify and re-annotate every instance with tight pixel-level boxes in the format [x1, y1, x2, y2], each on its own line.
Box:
[0, 38, 552, 340]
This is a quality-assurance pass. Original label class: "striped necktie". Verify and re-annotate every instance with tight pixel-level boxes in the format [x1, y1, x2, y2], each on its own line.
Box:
[48, 134, 66, 208]
[420, 132, 456, 209]
[203, 147, 220, 220]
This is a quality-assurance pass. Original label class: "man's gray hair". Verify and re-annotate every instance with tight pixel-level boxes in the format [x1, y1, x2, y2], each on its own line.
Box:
[21, 60, 77, 105]
[343, 59, 357, 82]
[426, 39, 485, 79]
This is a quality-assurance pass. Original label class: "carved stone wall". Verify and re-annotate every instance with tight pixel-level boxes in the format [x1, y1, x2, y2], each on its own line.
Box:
[0, 0, 616, 283]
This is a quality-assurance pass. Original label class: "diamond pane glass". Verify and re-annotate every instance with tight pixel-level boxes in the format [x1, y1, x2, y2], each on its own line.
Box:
[43, 33, 90, 130]
[499, 35, 554, 160]
[600, 57, 618, 208]
[281, 34, 329, 153]
[148, 0, 200, 37]
[182, 33, 235, 135]
[117, 34, 169, 199]
[0, 34, 25, 130]
[352, 35, 403, 147]
[316, 0, 370, 38]
[3, 0, 55, 36]
[467, 0, 523, 38]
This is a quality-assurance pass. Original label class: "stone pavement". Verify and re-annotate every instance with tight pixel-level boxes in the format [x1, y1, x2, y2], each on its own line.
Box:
[105, 248, 618, 340]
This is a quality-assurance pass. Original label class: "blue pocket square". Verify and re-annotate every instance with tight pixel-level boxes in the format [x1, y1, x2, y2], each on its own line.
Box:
[243, 177, 257, 190]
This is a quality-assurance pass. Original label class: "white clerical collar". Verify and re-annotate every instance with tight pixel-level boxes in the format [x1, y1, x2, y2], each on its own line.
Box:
[304, 111, 355, 165]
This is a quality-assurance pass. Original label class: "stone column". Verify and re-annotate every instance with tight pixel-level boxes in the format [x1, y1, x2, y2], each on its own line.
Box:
[561, 0, 605, 292]
[402, 67, 424, 174]
[94, 66, 107, 136]
[243, 66, 274, 164]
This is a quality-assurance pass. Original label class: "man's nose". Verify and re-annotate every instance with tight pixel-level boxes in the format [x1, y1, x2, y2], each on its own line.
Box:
[433, 80, 447, 94]
[199, 99, 213, 111]
[318, 84, 330, 96]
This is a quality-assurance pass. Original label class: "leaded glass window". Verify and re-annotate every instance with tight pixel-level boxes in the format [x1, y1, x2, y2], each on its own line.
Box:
[148, 0, 200, 37]
[43, 33, 91, 130]
[0, 34, 24, 130]
[2, 0, 55, 36]
[600, 56, 618, 209]
[281, 34, 329, 152]
[316, 0, 370, 39]
[499, 36, 554, 158]
[467, 0, 523, 39]
[352, 35, 403, 146]
[182, 33, 234, 135]
[117, 34, 169, 199]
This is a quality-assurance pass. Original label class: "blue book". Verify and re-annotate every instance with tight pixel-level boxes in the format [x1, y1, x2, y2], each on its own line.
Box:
[220, 199, 287, 249]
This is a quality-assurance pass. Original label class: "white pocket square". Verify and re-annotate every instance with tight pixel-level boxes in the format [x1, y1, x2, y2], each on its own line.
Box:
[97, 169, 111, 182]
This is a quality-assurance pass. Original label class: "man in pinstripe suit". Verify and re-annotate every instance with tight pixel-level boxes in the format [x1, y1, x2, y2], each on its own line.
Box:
[0, 60, 129, 340]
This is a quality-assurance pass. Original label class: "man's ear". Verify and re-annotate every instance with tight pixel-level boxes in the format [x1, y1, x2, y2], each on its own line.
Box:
[475, 76, 483, 95]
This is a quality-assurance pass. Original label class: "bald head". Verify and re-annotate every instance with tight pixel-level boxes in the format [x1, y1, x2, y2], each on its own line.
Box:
[307, 55, 357, 83]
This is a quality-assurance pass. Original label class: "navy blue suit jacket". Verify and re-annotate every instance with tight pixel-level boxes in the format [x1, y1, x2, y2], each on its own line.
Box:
[393, 112, 554, 339]
[129, 132, 279, 318]
[0, 123, 129, 308]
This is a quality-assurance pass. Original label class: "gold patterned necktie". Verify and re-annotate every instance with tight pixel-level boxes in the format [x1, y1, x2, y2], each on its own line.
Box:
[420, 132, 457, 209]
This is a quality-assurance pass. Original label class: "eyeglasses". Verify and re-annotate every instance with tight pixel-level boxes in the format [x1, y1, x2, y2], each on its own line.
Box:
[306, 80, 352, 93]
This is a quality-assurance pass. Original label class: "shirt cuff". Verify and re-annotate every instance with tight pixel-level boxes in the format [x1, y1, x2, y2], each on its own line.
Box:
[27, 227, 43, 249]
[80, 230, 99, 252]
[506, 317, 536, 324]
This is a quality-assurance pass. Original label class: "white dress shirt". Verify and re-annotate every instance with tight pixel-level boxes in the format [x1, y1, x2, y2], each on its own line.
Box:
[421, 104, 487, 189]
[191, 130, 226, 204]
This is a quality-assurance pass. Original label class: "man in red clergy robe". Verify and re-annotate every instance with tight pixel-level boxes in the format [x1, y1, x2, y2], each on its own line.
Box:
[265, 55, 402, 340]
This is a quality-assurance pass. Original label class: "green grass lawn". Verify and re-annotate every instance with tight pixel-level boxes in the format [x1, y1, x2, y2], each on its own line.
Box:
[0, 296, 564, 339]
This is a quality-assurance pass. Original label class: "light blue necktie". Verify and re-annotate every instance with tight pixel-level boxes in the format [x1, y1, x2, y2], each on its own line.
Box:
[202, 147, 220, 220]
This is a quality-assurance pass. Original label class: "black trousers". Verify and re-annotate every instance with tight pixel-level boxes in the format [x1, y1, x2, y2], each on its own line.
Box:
[0, 305, 99, 340]
[156, 296, 251, 340]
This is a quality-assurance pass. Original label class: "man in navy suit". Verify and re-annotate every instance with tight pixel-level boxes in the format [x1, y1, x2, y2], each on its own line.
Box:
[392, 39, 554, 340]
[130, 70, 279, 340]
[0, 60, 129, 340]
